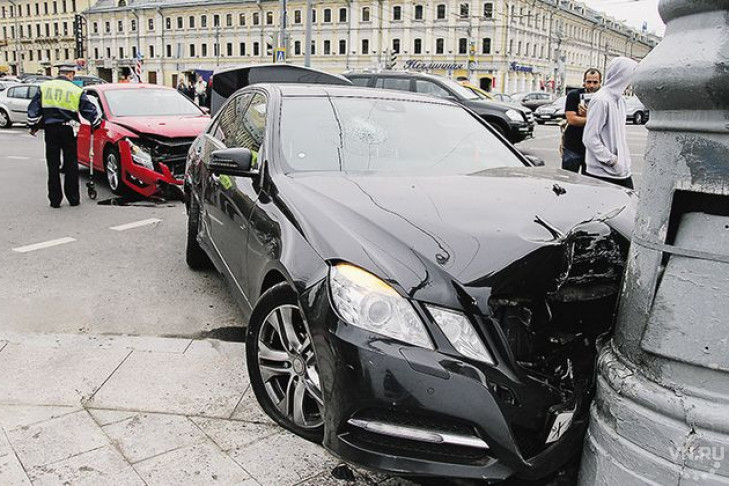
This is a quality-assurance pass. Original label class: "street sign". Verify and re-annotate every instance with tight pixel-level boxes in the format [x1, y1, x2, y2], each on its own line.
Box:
[274, 48, 286, 63]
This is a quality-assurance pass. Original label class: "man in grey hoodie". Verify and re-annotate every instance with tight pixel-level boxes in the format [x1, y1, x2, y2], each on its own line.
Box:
[582, 57, 639, 189]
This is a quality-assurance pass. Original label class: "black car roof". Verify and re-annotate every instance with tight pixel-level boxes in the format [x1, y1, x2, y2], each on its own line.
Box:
[347, 71, 444, 81]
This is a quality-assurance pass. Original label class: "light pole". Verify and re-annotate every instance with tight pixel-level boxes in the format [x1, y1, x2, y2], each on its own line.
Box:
[8, 0, 23, 76]
[304, 0, 312, 66]
[578, 1, 729, 484]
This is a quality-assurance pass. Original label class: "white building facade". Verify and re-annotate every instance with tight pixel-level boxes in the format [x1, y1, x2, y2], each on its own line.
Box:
[83, 0, 659, 93]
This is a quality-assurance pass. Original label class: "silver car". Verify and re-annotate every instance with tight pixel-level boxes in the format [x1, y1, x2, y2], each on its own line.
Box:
[0, 83, 39, 128]
[535, 95, 567, 124]
[624, 95, 649, 125]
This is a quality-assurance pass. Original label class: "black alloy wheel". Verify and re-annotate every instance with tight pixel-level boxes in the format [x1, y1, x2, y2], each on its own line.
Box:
[0, 109, 10, 129]
[185, 196, 211, 270]
[246, 284, 325, 443]
[104, 146, 124, 195]
[634, 111, 645, 125]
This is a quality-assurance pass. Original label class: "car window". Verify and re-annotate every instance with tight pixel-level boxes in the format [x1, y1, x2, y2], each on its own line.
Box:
[27, 86, 39, 99]
[380, 78, 410, 92]
[219, 93, 254, 148]
[280, 97, 524, 174]
[348, 77, 370, 87]
[414, 80, 451, 99]
[212, 96, 239, 145]
[9, 86, 29, 99]
[227, 93, 266, 167]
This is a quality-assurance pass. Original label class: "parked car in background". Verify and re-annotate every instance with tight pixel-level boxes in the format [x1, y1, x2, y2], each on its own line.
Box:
[76, 83, 209, 198]
[0, 80, 18, 92]
[0, 83, 40, 128]
[185, 64, 636, 484]
[346, 72, 535, 143]
[512, 91, 555, 111]
[20, 74, 51, 83]
[535, 95, 567, 124]
[458, 81, 495, 100]
[492, 92, 514, 103]
[624, 95, 649, 124]
[73, 75, 107, 87]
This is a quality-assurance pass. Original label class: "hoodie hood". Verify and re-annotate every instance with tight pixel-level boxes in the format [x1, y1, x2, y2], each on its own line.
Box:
[602, 57, 639, 98]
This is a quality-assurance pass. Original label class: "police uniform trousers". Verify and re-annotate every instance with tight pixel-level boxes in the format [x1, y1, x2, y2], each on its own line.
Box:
[44, 124, 79, 206]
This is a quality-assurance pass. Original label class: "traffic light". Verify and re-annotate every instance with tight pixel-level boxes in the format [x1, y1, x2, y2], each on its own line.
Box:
[386, 50, 397, 70]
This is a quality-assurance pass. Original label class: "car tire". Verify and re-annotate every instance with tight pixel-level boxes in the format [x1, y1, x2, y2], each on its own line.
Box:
[104, 146, 125, 195]
[0, 109, 11, 129]
[246, 283, 325, 443]
[186, 196, 211, 270]
[633, 111, 644, 125]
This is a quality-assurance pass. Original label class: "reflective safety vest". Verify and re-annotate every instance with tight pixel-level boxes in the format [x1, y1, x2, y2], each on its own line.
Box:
[40, 79, 82, 113]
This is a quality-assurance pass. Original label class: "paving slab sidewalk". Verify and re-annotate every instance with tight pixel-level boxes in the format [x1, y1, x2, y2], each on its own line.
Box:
[0, 332, 416, 486]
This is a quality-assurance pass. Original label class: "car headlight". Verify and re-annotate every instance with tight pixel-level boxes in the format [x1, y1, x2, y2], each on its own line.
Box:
[505, 109, 524, 122]
[426, 305, 495, 365]
[329, 263, 433, 349]
[127, 139, 154, 170]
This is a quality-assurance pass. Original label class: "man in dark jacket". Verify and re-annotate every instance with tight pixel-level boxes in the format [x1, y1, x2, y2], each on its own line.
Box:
[561, 68, 602, 173]
[28, 63, 101, 208]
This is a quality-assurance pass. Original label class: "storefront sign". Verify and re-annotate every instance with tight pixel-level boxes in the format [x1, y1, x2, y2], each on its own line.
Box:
[404, 60, 465, 71]
[509, 62, 534, 73]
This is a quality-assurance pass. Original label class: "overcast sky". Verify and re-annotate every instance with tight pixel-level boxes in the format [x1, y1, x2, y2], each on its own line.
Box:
[583, 0, 665, 35]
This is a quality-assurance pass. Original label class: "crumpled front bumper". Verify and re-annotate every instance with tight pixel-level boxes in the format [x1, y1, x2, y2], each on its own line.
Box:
[118, 139, 185, 198]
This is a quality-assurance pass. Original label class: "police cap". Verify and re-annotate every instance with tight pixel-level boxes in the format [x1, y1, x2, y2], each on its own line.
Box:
[56, 63, 77, 73]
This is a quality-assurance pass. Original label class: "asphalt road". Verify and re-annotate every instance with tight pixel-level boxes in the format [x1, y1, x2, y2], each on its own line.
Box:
[0, 122, 649, 340]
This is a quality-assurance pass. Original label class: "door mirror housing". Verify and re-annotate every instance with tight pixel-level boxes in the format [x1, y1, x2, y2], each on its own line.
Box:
[207, 148, 256, 176]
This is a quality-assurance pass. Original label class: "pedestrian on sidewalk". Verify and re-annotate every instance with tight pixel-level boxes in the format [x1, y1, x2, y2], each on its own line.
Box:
[582, 57, 639, 189]
[27, 63, 102, 208]
[561, 67, 602, 173]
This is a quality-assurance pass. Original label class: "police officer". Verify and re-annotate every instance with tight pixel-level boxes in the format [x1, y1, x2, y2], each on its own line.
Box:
[27, 63, 101, 208]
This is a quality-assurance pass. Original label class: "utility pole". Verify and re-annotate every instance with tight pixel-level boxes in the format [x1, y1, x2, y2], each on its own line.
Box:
[215, 26, 221, 66]
[304, 0, 312, 66]
[279, 0, 288, 59]
[8, 0, 22, 76]
[579, 1, 729, 484]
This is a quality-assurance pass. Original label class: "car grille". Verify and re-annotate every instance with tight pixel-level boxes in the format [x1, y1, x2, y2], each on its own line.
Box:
[147, 136, 195, 179]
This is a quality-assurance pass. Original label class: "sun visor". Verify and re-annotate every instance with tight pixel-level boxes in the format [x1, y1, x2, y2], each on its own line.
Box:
[210, 64, 352, 115]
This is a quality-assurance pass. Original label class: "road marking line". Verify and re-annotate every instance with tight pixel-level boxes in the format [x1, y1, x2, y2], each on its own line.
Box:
[13, 237, 76, 253]
[6, 156, 30, 160]
[110, 218, 162, 231]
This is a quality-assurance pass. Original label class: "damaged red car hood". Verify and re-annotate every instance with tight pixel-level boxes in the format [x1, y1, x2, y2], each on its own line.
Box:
[279, 167, 635, 292]
[111, 116, 210, 138]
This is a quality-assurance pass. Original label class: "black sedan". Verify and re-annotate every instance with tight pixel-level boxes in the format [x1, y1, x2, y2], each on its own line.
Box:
[184, 83, 635, 482]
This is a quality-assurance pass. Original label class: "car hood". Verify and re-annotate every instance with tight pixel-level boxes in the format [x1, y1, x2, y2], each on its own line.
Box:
[467, 99, 530, 113]
[110, 116, 210, 138]
[278, 167, 635, 304]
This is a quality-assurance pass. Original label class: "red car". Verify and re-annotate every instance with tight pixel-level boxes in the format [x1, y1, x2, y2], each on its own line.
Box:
[77, 83, 210, 198]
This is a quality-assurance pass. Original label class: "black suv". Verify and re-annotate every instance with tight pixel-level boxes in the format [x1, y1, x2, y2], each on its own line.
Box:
[346, 72, 535, 144]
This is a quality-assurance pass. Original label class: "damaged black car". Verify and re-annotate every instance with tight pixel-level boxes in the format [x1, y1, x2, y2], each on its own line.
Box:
[184, 68, 635, 482]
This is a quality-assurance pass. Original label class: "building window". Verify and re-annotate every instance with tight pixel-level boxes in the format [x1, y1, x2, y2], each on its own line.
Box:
[483, 2, 493, 19]
[94, 47, 99, 59]
[361, 7, 370, 22]
[324, 40, 331, 54]
[165, 17, 171, 29]
[459, 3, 469, 18]
[226, 43, 232, 56]
[436, 38, 444, 54]
[118, 47, 124, 58]
[117, 20, 123, 32]
[526, 42, 530, 57]
[189, 16, 195, 28]
[414, 38, 422, 54]
[227, 14, 233, 27]
[53, 1, 57, 14]
[213, 14, 220, 27]
[266, 11, 273, 24]
[201, 43, 207, 57]
[149, 45, 154, 58]
[240, 42, 246, 55]
[339, 39, 346, 54]
[339, 7, 347, 22]
[310, 40, 315, 55]
[392, 38, 400, 53]
[414, 5, 424, 20]
[189, 44, 196, 57]
[252, 13, 259, 25]
[104, 21, 110, 33]
[201, 15, 207, 28]
[63, 22, 68, 35]
[177, 17, 183, 29]
[482, 37, 491, 54]
[392, 6, 402, 21]
[294, 10, 301, 23]
[311, 9, 317, 23]
[253, 42, 259, 56]
[361, 39, 369, 54]
[239, 13, 246, 26]
[92, 22, 98, 33]
[436, 4, 446, 20]
[458, 38, 468, 54]
[323, 8, 331, 23]
[166, 44, 172, 57]
[148, 18, 154, 31]
[294, 40, 301, 55]
[132, 46, 137, 57]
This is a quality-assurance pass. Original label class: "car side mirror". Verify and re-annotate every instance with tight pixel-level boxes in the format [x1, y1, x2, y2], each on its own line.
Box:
[524, 155, 545, 167]
[207, 148, 256, 176]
